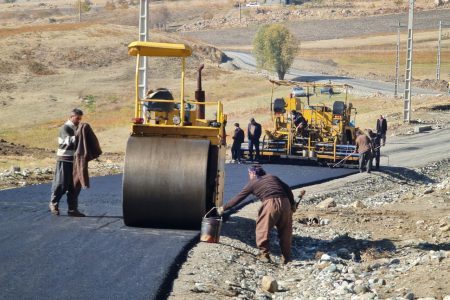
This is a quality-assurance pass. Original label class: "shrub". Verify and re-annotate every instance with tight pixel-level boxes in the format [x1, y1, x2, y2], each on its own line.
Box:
[74, 0, 92, 13]
[83, 95, 96, 112]
[117, 0, 128, 9]
[104, 1, 116, 11]
[28, 61, 55, 75]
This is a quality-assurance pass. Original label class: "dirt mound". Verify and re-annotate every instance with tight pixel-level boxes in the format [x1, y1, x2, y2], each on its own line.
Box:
[414, 79, 449, 92]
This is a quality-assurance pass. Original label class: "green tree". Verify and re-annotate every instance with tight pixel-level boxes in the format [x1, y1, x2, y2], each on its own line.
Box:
[253, 24, 299, 80]
[74, 0, 92, 13]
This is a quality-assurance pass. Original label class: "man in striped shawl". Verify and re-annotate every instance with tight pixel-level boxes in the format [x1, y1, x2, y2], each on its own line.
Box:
[49, 108, 85, 217]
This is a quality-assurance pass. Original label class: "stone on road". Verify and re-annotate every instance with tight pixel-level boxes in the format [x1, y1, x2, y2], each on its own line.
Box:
[0, 164, 355, 300]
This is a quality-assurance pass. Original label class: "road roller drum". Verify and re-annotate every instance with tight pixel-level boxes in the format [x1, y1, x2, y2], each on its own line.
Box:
[123, 136, 213, 228]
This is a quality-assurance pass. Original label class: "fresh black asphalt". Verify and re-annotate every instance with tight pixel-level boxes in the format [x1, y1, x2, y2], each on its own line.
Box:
[0, 164, 355, 300]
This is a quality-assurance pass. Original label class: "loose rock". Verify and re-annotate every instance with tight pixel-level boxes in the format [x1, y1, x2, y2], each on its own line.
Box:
[261, 276, 278, 293]
[316, 197, 336, 208]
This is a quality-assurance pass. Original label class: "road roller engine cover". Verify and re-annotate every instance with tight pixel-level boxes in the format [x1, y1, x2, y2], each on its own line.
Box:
[123, 41, 226, 229]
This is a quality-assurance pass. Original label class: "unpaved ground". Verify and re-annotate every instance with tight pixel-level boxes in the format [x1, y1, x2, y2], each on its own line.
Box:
[182, 9, 450, 47]
[169, 158, 450, 300]
[0, 139, 122, 190]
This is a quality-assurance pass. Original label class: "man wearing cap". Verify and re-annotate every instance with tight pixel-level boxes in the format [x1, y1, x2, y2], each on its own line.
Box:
[231, 123, 245, 163]
[247, 118, 262, 161]
[49, 108, 86, 217]
[217, 165, 298, 264]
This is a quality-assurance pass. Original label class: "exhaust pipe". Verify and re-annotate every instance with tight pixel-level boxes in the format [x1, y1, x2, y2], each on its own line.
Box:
[195, 64, 205, 119]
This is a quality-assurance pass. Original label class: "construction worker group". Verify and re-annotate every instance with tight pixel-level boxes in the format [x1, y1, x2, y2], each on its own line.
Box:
[355, 115, 387, 173]
[49, 110, 387, 265]
[221, 115, 389, 264]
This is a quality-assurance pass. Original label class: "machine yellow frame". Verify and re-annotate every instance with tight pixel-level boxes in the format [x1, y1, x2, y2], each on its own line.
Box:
[253, 80, 359, 164]
[123, 41, 227, 227]
[127, 41, 226, 146]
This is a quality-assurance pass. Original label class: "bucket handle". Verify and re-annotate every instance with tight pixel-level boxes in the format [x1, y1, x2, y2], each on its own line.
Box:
[204, 207, 221, 219]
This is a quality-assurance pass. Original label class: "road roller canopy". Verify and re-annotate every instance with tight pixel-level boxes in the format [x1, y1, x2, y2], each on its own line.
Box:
[128, 41, 192, 57]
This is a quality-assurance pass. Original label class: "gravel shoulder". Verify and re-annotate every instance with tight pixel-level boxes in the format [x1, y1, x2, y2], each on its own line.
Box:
[169, 131, 450, 299]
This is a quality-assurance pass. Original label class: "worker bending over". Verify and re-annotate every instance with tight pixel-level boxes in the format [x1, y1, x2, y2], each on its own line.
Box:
[355, 131, 373, 173]
[218, 165, 298, 264]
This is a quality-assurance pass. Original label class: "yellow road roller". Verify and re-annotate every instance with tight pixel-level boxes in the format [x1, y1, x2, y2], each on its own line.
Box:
[122, 41, 226, 229]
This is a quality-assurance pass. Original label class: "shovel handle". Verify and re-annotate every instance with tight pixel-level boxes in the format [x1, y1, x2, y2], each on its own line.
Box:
[204, 207, 217, 218]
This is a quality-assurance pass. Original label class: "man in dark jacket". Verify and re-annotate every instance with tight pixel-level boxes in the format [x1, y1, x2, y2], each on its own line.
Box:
[231, 123, 245, 163]
[376, 115, 387, 146]
[247, 118, 262, 161]
[49, 108, 85, 217]
[355, 131, 373, 173]
[368, 129, 381, 170]
[217, 165, 296, 264]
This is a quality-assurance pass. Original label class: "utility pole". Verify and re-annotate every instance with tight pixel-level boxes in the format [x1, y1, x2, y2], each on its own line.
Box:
[436, 21, 450, 80]
[393, 21, 406, 97]
[403, 0, 414, 124]
[437, 21, 442, 80]
[239, 2, 241, 23]
[138, 0, 149, 109]
[78, 0, 81, 22]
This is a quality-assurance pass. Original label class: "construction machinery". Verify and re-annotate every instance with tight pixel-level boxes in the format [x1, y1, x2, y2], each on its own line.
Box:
[242, 80, 359, 166]
[122, 41, 226, 229]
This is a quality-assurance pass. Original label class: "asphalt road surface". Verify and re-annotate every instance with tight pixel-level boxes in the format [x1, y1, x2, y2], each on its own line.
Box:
[0, 164, 355, 300]
[380, 127, 450, 168]
[225, 51, 439, 96]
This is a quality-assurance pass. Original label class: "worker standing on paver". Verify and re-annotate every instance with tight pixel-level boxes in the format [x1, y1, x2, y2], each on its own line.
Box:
[368, 129, 381, 170]
[247, 118, 262, 161]
[217, 165, 301, 264]
[49, 108, 85, 217]
[231, 123, 245, 163]
[355, 131, 373, 173]
[376, 115, 388, 146]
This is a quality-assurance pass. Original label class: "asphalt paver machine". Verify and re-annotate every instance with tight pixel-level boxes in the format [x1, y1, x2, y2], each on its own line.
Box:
[243, 80, 359, 166]
[122, 42, 226, 229]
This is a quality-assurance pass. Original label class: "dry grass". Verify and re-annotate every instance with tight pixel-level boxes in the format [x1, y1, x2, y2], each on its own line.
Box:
[298, 30, 450, 81]
[0, 22, 95, 37]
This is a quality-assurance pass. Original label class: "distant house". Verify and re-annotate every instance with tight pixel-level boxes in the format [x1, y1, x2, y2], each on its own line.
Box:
[264, 0, 291, 5]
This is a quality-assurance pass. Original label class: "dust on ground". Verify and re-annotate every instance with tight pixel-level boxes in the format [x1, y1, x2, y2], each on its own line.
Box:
[169, 158, 450, 300]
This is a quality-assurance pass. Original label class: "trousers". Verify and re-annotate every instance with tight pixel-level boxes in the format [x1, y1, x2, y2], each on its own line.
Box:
[256, 197, 293, 259]
[231, 141, 242, 161]
[359, 151, 372, 172]
[373, 148, 380, 169]
[248, 139, 260, 160]
[50, 160, 81, 210]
